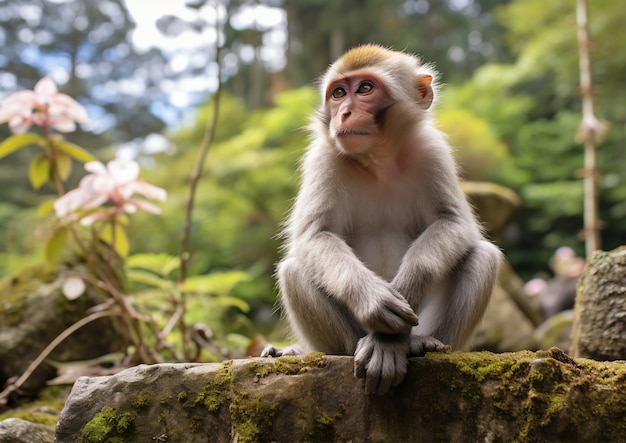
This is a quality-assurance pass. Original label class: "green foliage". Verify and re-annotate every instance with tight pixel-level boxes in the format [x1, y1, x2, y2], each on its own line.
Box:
[136, 89, 315, 279]
[98, 222, 130, 258]
[436, 107, 509, 181]
[53, 137, 97, 163]
[28, 154, 51, 190]
[45, 226, 68, 264]
[0, 133, 43, 159]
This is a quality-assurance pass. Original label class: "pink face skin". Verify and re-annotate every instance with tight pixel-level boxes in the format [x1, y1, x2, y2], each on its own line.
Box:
[325, 71, 394, 156]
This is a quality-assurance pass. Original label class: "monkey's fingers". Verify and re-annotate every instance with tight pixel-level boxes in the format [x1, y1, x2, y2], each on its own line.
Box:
[372, 298, 418, 335]
[354, 337, 374, 380]
[408, 335, 448, 357]
[354, 334, 409, 395]
[260, 344, 303, 357]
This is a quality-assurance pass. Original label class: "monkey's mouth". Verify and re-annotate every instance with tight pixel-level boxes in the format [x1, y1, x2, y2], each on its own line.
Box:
[336, 129, 370, 136]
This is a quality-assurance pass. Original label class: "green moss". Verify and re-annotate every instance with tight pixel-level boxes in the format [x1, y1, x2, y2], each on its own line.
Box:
[130, 391, 150, 409]
[230, 390, 277, 443]
[249, 352, 327, 378]
[188, 416, 204, 432]
[189, 360, 233, 413]
[529, 368, 544, 384]
[80, 406, 135, 443]
[446, 351, 533, 383]
[0, 264, 55, 325]
[306, 413, 337, 442]
[0, 386, 66, 426]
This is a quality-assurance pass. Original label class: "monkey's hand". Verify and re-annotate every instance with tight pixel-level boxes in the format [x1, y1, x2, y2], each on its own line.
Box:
[260, 344, 303, 358]
[357, 285, 418, 335]
[354, 333, 409, 395]
[408, 335, 448, 356]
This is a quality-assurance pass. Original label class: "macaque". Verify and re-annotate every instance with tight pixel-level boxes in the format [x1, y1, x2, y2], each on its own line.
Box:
[262, 44, 502, 395]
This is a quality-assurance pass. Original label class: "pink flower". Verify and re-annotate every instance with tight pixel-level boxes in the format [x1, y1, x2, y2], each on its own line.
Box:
[54, 159, 167, 225]
[0, 77, 88, 134]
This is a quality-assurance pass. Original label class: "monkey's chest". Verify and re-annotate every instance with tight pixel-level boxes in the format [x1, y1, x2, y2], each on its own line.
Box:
[349, 227, 414, 281]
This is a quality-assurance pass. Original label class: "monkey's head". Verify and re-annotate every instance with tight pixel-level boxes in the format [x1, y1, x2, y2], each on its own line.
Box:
[317, 44, 438, 157]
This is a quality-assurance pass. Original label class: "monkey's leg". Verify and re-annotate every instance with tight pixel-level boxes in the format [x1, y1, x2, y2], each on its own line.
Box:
[412, 239, 501, 351]
[268, 257, 364, 356]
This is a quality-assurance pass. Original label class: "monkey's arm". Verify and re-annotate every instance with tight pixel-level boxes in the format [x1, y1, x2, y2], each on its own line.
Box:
[392, 170, 483, 304]
[289, 229, 418, 335]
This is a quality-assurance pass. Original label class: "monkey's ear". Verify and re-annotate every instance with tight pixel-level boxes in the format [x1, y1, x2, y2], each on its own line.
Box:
[416, 74, 434, 109]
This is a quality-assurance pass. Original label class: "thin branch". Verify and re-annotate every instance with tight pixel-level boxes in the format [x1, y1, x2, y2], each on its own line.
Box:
[0, 310, 120, 405]
[178, 10, 224, 283]
[576, 0, 603, 256]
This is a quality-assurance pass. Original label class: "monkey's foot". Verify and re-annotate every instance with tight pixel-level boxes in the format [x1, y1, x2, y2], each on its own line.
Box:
[408, 335, 449, 357]
[260, 344, 304, 358]
[354, 333, 409, 396]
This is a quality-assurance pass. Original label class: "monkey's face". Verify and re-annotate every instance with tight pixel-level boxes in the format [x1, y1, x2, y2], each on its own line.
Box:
[325, 70, 395, 156]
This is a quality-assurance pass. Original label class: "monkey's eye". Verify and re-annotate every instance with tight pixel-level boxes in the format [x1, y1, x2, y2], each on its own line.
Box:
[331, 87, 346, 99]
[357, 82, 374, 94]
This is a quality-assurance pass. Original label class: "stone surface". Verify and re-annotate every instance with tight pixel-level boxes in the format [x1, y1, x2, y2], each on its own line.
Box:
[571, 246, 626, 360]
[462, 181, 520, 240]
[534, 309, 574, 352]
[56, 349, 626, 443]
[0, 265, 121, 393]
[0, 418, 55, 443]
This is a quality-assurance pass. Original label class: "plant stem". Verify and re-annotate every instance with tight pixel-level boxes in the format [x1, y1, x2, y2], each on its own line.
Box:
[178, 42, 223, 283]
[576, 0, 602, 256]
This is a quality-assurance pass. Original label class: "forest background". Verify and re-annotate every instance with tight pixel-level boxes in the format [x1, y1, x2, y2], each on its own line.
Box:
[0, 0, 625, 352]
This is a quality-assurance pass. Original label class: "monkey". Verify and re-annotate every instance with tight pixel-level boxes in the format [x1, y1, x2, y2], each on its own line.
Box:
[262, 44, 502, 395]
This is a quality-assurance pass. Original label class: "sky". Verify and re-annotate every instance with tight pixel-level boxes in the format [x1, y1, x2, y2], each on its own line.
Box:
[118, 0, 287, 159]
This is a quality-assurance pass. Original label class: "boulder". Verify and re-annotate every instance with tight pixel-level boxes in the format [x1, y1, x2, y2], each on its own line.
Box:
[0, 418, 55, 443]
[462, 181, 520, 240]
[571, 246, 626, 360]
[56, 349, 626, 442]
[0, 265, 121, 393]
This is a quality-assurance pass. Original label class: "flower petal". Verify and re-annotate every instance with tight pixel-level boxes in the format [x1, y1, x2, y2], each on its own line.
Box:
[49, 116, 77, 133]
[108, 159, 139, 184]
[8, 115, 32, 134]
[129, 181, 167, 201]
[51, 93, 89, 124]
[34, 77, 58, 106]
[84, 161, 108, 175]
[127, 198, 162, 215]
[79, 212, 109, 226]
[0, 91, 35, 123]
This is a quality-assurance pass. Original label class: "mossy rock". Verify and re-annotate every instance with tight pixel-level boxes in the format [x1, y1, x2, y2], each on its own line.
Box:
[56, 349, 626, 442]
[0, 265, 121, 393]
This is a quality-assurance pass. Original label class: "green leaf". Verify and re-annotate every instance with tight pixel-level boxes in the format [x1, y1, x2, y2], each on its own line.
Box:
[37, 199, 56, 217]
[46, 226, 68, 264]
[54, 138, 96, 163]
[55, 150, 73, 181]
[0, 133, 43, 159]
[179, 271, 250, 296]
[212, 295, 250, 313]
[126, 269, 174, 290]
[126, 253, 180, 277]
[29, 154, 51, 190]
[99, 223, 130, 258]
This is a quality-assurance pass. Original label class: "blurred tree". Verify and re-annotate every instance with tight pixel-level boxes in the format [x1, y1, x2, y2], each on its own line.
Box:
[0, 0, 174, 269]
[483, 0, 626, 275]
[284, 0, 513, 86]
[0, 0, 170, 146]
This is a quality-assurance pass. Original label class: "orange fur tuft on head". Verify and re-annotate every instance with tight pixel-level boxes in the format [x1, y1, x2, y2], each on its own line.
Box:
[334, 44, 392, 73]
